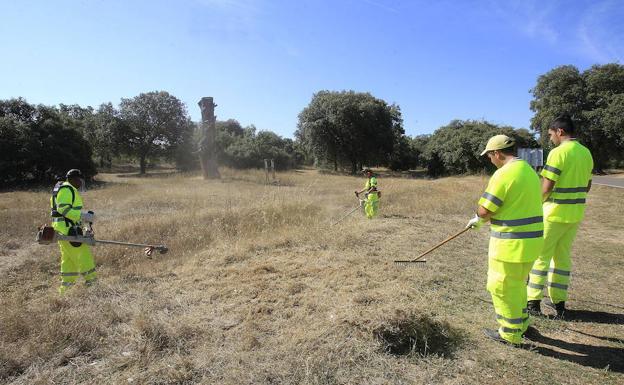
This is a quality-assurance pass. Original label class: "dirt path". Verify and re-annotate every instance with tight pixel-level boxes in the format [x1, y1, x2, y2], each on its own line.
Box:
[0, 239, 50, 276]
[593, 175, 624, 189]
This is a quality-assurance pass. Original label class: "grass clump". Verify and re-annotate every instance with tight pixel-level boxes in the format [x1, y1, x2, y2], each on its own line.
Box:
[374, 311, 462, 357]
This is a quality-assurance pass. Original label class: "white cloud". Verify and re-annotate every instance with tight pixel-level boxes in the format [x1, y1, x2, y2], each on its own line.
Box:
[488, 0, 559, 44]
[576, 0, 624, 63]
[488, 0, 623, 63]
[190, 0, 265, 39]
[361, 0, 399, 14]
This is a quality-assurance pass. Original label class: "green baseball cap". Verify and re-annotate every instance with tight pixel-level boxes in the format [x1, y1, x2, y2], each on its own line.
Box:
[480, 135, 515, 156]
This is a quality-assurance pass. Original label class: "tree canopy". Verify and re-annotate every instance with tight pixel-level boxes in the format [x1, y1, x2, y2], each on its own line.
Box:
[214, 120, 304, 170]
[296, 91, 401, 173]
[422, 120, 538, 176]
[118, 91, 192, 174]
[530, 63, 624, 170]
[0, 98, 96, 185]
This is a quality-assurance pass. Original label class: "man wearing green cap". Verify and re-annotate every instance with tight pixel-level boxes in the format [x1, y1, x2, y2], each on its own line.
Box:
[467, 135, 544, 345]
[526, 115, 593, 317]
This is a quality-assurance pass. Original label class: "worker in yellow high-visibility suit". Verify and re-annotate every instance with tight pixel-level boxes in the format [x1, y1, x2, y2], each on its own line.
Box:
[527, 115, 593, 318]
[467, 135, 544, 345]
[50, 169, 97, 293]
[355, 169, 381, 219]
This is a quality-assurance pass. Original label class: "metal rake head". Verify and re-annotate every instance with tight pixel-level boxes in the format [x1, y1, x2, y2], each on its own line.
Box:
[393, 259, 427, 267]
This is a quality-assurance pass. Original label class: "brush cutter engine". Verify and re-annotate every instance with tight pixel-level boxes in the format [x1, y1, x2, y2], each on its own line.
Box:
[36, 224, 168, 255]
[36, 225, 58, 244]
[36, 224, 96, 245]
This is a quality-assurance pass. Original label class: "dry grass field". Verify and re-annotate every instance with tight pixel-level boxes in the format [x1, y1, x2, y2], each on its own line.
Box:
[1, 168, 623, 385]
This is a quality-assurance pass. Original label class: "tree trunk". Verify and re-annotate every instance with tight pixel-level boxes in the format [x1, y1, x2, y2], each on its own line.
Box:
[139, 154, 146, 174]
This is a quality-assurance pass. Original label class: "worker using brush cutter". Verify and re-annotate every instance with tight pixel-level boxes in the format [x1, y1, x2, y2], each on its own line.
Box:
[467, 135, 544, 345]
[355, 169, 381, 219]
[526, 115, 593, 318]
[50, 169, 97, 293]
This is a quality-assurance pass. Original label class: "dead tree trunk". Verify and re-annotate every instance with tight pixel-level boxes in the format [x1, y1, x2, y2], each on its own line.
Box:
[198, 97, 221, 179]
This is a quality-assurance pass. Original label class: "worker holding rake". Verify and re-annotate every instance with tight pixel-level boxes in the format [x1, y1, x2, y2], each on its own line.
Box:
[526, 115, 593, 317]
[355, 168, 381, 219]
[50, 169, 97, 293]
[467, 135, 544, 345]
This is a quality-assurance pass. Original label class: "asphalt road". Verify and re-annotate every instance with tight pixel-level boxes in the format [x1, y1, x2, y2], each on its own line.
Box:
[593, 175, 624, 189]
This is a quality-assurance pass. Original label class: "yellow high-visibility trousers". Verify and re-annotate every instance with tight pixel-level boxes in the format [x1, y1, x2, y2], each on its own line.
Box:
[487, 258, 533, 344]
[365, 194, 379, 219]
[527, 221, 579, 304]
[58, 240, 96, 294]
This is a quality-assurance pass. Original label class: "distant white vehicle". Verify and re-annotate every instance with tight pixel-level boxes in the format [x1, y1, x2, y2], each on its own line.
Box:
[518, 148, 544, 169]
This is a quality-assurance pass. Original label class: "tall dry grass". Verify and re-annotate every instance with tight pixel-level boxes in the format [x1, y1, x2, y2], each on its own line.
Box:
[1, 168, 623, 384]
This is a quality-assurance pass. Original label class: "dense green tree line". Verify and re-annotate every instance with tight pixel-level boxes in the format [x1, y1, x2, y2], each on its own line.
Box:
[3, 63, 622, 186]
[0, 99, 97, 185]
[295, 91, 539, 175]
[530, 63, 624, 171]
[214, 119, 305, 170]
[417, 121, 538, 176]
[0, 92, 303, 186]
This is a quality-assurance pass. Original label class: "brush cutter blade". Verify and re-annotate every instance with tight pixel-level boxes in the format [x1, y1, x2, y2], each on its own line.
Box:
[393, 260, 427, 266]
[144, 245, 168, 258]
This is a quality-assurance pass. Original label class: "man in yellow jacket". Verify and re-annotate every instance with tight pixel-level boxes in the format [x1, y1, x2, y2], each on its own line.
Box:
[467, 135, 544, 345]
[50, 169, 97, 293]
[527, 115, 593, 317]
[355, 169, 381, 219]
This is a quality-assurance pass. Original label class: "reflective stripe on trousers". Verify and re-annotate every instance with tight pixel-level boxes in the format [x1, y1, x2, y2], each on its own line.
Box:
[487, 259, 533, 344]
[59, 236, 96, 293]
[527, 221, 578, 303]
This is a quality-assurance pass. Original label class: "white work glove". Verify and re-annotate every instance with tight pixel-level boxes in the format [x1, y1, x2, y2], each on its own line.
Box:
[81, 210, 95, 223]
[466, 214, 485, 230]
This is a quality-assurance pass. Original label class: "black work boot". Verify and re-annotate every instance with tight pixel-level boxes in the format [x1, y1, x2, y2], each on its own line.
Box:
[527, 300, 542, 316]
[545, 300, 566, 318]
[483, 328, 507, 344]
[522, 326, 540, 340]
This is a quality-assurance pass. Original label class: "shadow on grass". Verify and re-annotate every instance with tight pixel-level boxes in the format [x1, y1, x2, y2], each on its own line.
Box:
[569, 329, 624, 345]
[115, 171, 179, 178]
[316, 168, 432, 179]
[564, 309, 624, 325]
[570, 298, 624, 311]
[527, 330, 624, 373]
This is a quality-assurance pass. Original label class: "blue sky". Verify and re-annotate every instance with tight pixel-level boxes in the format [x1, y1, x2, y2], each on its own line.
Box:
[1, 0, 622, 137]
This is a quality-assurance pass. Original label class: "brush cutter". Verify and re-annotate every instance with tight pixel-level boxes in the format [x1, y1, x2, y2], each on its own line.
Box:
[394, 227, 470, 266]
[331, 196, 366, 226]
[36, 224, 168, 256]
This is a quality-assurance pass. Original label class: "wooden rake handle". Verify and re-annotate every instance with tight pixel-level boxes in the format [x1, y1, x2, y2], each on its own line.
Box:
[409, 227, 471, 262]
